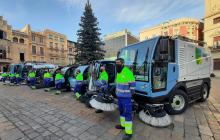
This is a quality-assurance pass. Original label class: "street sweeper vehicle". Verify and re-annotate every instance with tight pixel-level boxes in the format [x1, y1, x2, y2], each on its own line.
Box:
[85, 60, 118, 111]
[69, 65, 90, 93]
[118, 36, 212, 116]
[46, 65, 79, 93]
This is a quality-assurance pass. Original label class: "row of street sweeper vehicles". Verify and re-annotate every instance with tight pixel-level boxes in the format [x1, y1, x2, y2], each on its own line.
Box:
[0, 36, 212, 127]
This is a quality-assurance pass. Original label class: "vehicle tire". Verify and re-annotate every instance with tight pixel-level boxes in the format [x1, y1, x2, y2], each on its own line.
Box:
[199, 84, 209, 102]
[165, 90, 188, 115]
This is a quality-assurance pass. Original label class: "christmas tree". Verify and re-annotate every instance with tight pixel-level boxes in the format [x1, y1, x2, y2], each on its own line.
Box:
[75, 0, 105, 65]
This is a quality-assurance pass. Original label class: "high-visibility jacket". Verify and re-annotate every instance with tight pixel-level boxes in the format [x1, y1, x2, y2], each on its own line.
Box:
[44, 72, 51, 79]
[9, 73, 15, 78]
[28, 72, 36, 78]
[55, 73, 64, 81]
[115, 67, 135, 98]
[1, 73, 8, 77]
[15, 73, 21, 78]
[76, 73, 83, 81]
[99, 70, 108, 82]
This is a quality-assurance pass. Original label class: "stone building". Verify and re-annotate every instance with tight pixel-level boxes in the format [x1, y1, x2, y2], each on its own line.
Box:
[204, 0, 220, 69]
[0, 16, 12, 72]
[140, 18, 204, 42]
[102, 29, 139, 60]
[43, 29, 68, 66]
[67, 40, 76, 65]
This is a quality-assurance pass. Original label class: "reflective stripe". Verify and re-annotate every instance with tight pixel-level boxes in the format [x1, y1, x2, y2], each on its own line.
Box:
[75, 92, 81, 99]
[125, 121, 133, 134]
[130, 87, 135, 90]
[120, 116, 125, 127]
[116, 89, 130, 93]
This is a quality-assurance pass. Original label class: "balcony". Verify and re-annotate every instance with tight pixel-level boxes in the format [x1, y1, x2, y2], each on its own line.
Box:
[0, 58, 12, 63]
[0, 39, 11, 53]
[211, 46, 220, 53]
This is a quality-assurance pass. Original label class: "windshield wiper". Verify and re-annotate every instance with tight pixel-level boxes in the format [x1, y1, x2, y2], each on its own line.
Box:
[132, 50, 138, 74]
[144, 48, 149, 79]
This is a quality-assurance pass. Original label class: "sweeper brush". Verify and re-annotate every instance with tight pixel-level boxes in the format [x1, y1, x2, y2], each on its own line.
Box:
[139, 104, 172, 127]
[90, 94, 117, 111]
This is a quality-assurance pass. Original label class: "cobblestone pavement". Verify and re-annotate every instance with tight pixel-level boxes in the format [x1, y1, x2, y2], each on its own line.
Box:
[0, 78, 220, 140]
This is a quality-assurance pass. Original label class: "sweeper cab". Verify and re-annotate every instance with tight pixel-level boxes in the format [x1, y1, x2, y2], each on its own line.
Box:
[69, 65, 90, 94]
[118, 36, 212, 115]
[58, 65, 79, 91]
[86, 60, 118, 111]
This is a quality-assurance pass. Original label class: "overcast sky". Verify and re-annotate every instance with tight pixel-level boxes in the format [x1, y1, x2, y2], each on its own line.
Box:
[0, 0, 204, 41]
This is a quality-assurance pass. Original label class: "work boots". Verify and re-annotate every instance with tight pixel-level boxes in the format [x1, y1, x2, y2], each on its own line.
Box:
[122, 134, 132, 140]
[115, 124, 124, 129]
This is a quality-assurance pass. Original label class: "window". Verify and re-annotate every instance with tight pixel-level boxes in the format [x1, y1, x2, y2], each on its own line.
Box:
[60, 38, 64, 42]
[55, 43, 58, 49]
[48, 34, 53, 39]
[40, 47, 44, 55]
[40, 57, 44, 62]
[213, 17, 220, 24]
[50, 42, 53, 47]
[13, 37, 18, 43]
[32, 56, 36, 61]
[0, 30, 7, 39]
[69, 48, 72, 53]
[55, 36, 58, 41]
[32, 35, 35, 42]
[32, 46, 36, 55]
[19, 38, 24, 43]
[0, 50, 6, 59]
[20, 53, 25, 62]
[50, 58, 54, 63]
[40, 37, 43, 43]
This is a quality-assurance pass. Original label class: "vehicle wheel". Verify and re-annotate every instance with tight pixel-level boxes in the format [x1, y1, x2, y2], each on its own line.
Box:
[165, 90, 188, 115]
[199, 84, 209, 102]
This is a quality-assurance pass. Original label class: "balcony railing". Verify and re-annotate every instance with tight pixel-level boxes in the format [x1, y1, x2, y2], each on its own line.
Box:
[0, 58, 12, 63]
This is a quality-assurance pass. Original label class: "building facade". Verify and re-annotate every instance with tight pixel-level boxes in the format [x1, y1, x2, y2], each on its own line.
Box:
[0, 16, 12, 72]
[102, 29, 139, 59]
[67, 40, 76, 65]
[43, 29, 68, 66]
[11, 29, 29, 63]
[204, 0, 220, 69]
[0, 16, 72, 72]
[140, 18, 204, 42]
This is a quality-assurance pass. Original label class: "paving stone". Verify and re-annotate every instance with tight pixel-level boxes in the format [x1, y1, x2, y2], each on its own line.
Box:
[184, 126, 199, 136]
[198, 125, 213, 136]
[0, 128, 24, 140]
[201, 135, 214, 140]
[78, 131, 98, 140]
[48, 125, 59, 133]
[27, 132, 40, 139]
[61, 123, 73, 131]
[184, 135, 201, 140]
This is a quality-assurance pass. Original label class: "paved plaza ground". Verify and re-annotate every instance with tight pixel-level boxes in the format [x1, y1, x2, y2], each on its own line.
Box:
[0, 78, 220, 140]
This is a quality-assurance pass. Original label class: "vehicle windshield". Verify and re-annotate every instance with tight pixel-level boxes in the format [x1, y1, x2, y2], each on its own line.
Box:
[119, 38, 157, 82]
[61, 67, 69, 75]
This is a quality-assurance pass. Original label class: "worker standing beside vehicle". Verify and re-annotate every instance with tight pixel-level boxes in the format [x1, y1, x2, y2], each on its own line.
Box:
[9, 73, 15, 84]
[28, 70, 36, 88]
[43, 70, 52, 91]
[94, 65, 109, 113]
[1, 72, 8, 84]
[15, 73, 21, 85]
[55, 70, 64, 94]
[115, 58, 135, 140]
[74, 69, 83, 99]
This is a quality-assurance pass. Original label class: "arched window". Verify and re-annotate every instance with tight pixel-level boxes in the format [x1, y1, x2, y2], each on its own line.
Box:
[0, 30, 7, 39]
[13, 37, 18, 43]
[19, 38, 25, 43]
